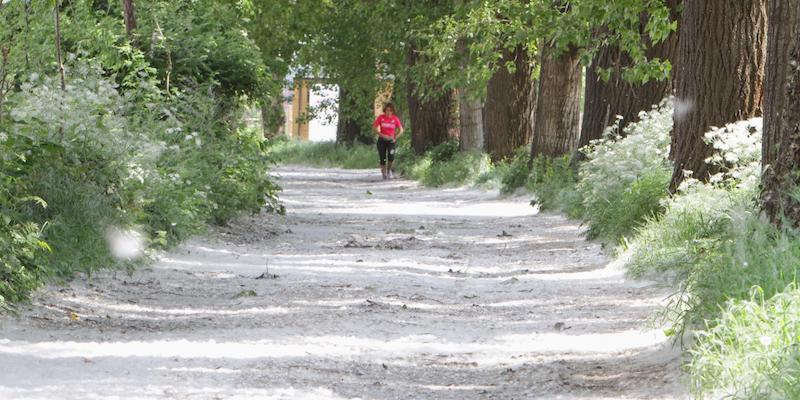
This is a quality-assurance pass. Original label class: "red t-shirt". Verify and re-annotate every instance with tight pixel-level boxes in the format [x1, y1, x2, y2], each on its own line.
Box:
[373, 114, 403, 138]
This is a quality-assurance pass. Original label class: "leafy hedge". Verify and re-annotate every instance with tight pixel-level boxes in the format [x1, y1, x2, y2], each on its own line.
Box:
[0, 1, 281, 308]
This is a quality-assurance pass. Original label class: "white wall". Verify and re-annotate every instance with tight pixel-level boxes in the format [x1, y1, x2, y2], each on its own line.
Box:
[308, 85, 338, 142]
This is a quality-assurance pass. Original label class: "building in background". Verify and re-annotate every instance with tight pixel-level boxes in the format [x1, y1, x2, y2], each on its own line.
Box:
[284, 78, 337, 142]
[282, 78, 393, 142]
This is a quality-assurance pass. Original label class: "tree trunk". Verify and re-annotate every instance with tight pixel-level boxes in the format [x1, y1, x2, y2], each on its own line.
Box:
[579, 1, 680, 150]
[261, 96, 284, 139]
[484, 45, 536, 161]
[761, 0, 800, 225]
[454, 18, 485, 152]
[458, 94, 484, 152]
[121, 0, 137, 40]
[531, 44, 582, 158]
[336, 87, 362, 144]
[406, 44, 454, 154]
[668, 0, 767, 191]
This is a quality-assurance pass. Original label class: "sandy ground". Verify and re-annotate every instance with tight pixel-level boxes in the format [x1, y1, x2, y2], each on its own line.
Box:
[0, 166, 689, 400]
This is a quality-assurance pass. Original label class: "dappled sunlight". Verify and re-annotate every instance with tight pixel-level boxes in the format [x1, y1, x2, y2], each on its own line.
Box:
[0, 328, 672, 368]
[287, 200, 539, 218]
[0, 385, 357, 400]
[58, 296, 294, 318]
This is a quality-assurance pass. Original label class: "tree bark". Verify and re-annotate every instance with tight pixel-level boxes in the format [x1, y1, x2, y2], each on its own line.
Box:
[761, 0, 800, 226]
[336, 87, 362, 144]
[579, 1, 681, 150]
[456, 34, 484, 152]
[668, 0, 767, 192]
[531, 44, 582, 158]
[121, 0, 137, 40]
[484, 45, 536, 161]
[458, 94, 484, 152]
[406, 44, 454, 154]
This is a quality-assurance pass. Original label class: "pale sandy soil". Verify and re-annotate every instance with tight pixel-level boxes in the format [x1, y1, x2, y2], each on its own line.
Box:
[0, 166, 689, 399]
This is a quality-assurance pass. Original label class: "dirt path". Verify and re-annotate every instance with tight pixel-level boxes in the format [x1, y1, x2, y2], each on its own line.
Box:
[0, 166, 687, 399]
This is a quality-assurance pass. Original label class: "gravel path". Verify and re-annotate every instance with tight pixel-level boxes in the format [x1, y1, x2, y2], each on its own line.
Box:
[0, 166, 688, 399]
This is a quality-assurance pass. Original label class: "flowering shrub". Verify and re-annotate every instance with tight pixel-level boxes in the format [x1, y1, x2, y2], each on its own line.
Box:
[0, 63, 280, 306]
[679, 117, 763, 192]
[575, 99, 674, 244]
[627, 116, 764, 275]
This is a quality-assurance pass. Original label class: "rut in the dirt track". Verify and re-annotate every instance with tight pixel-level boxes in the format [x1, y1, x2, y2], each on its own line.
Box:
[0, 167, 687, 400]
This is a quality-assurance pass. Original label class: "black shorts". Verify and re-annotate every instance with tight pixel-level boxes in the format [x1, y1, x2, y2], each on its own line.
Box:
[377, 137, 396, 165]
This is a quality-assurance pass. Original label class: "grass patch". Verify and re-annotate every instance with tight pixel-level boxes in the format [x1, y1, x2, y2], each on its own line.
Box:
[267, 138, 376, 169]
[398, 143, 492, 187]
[690, 283, 800, 399]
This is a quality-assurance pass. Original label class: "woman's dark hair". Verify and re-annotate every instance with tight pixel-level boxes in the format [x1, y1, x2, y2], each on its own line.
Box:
[383, 102, 396, 113]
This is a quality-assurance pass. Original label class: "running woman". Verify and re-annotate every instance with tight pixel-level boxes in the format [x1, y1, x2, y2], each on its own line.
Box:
[373, 103, 404, 180]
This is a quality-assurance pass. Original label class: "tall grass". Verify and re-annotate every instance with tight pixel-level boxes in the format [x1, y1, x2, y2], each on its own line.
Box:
[267, 138, 376, 169]
[690, 284, 800, 399]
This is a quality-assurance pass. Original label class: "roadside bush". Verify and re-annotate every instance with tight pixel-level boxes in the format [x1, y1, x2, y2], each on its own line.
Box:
[0, 140, 49, 306]
[399, 140, 491, 187]
[625, 118, 763, 332]
[626, 117, 763, 279]
[164, 87, 281, 225]
[525, 155, 581, 217]
[7, 69, 141, 276]
[500, 148, 533, 194]
[419, 151, 490, 187]
[625, 184, 742, 279]
[576, 100, 674, 245]
[0, 66, 280, 306]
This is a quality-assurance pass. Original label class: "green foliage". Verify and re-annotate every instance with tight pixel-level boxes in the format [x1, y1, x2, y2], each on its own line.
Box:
[525, 156, 582, 218]
[690, 284, 800, 399]
[414, 151, 491, 188]
[393, 140, 489, 187]
[499, 148, 533, 194]
[428, 140, 460, 163]
[622, 117, 764, 336]
[625, 185, 743, 279]
[414, 0, 678, 100]
[0, 0, 282, 307]
[0, 139, 50, 307]
[138, 0, 272, 98]
[582, 167, 670, 245]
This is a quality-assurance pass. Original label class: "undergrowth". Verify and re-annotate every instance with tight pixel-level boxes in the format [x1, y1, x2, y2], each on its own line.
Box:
[0, 1, 282, 307]
[267, 138, 376, 169]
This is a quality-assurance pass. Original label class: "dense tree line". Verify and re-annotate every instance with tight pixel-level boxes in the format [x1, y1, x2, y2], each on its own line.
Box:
[254, 0, 800, 229]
